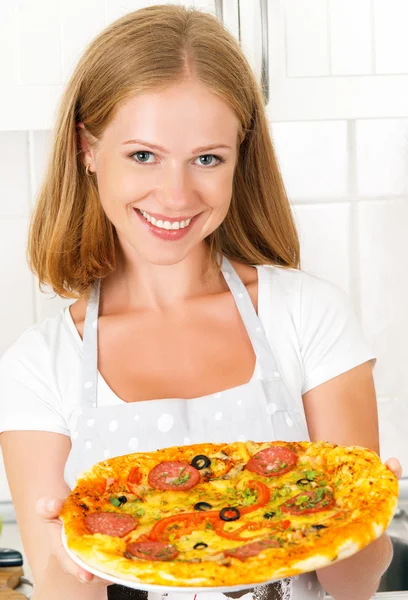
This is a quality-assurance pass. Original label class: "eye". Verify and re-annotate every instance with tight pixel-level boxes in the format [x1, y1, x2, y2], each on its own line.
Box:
[195, 154, 224, 167]
[130, 151, 156, 164]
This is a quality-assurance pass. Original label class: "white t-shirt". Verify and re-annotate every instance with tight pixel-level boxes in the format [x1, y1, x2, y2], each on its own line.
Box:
[0, 266, 375, 438]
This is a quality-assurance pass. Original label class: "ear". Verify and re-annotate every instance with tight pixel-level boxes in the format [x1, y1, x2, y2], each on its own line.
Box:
[76, 122, 97, 173]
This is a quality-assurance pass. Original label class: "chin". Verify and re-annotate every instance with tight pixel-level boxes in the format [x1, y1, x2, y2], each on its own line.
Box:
[136, 247, 195, 267]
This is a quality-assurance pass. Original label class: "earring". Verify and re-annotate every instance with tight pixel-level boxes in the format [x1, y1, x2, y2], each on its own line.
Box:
[85, 164, 93, 176]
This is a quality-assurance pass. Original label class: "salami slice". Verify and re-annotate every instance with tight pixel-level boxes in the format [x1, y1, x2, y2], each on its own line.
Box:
[148, 461, 200, 491]
[224, 538, 280, 561]
[85, 512, 137, 537]
[127, 541, 179, 561]
[246, 446, 297, 477]
[281, 489, 335, 515]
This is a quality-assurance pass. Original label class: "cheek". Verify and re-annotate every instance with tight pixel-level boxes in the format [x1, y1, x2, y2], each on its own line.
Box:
[96, 157, 146, 210]
[204, 169, 235, 210]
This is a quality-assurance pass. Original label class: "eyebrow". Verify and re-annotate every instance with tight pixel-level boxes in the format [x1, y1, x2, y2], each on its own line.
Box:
[122, 139, 232, 154]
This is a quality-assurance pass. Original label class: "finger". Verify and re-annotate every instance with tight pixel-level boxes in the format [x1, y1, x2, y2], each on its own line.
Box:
[58, 550, 94, 583]
[36, 499, 110, 586]
[384, 458, 403, 479]
[48, 521, 106, 584]
[36, 497, 64, 520]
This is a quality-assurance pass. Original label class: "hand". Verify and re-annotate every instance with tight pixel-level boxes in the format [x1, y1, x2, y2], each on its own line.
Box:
[36, 496, 110, 585]
[384, 457, 403, 480]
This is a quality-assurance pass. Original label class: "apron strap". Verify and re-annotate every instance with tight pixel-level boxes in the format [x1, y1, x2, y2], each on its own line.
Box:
[81, 279, 101, 408]
[221, 256, 281, 382]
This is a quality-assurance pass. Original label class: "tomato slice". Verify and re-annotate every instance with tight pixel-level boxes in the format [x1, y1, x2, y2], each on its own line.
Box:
[213, 520, 259, 540]
[149, 511, 219, 541]
[93, 477, 115, 496]
[214, 517, 290, 540]
[239, 480, 271, 514]
[126, 466, 143, 494]
[148, 480, 271, 541]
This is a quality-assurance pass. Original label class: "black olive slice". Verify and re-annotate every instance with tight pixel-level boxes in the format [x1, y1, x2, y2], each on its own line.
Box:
[193, 542, 208, 550]
[263, 512, 276, 519]
[191, 455, 211, 470]
[194, 502, 213, 511]
[297, 478, 311, 486]
[311, 524, 328, 530]
[117, 496, 127, 505]
[219, 507, 240, 521]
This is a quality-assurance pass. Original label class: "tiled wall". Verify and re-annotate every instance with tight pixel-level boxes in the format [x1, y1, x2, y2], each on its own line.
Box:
[273, 117, 408, 475]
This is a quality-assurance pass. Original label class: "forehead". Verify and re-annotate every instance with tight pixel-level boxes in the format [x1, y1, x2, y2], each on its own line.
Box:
[103, 81, 240, 146]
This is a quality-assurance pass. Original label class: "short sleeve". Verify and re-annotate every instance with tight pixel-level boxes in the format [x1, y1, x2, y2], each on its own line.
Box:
[0, 329, 70, 436]
[299, 272, 376, 395]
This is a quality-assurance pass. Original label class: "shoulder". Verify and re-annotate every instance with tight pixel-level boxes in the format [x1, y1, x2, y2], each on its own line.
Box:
[257, 265, 374, 395]
[257, 264, 347, 299]
[256, 264, 362, 354]
[257, 265, 353, 319]
[0, 310, 76, 436]
[0, 309, 74, 374]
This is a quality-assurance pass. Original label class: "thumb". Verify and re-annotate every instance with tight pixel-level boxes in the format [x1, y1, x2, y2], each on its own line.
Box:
[385, 458, 403, 480]
[36, 497, 64, 519]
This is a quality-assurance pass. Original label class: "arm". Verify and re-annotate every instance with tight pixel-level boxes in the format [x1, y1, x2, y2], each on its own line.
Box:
[302, 361, 393, 600]
[0, 430, 107, 600]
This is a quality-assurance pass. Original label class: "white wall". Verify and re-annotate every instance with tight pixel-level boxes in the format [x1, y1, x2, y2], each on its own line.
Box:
[1, 1, 408, 509]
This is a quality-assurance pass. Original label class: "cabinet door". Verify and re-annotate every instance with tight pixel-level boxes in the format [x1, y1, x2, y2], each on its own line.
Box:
[239, 0, 408, 121]
[0, 0, 238, 131]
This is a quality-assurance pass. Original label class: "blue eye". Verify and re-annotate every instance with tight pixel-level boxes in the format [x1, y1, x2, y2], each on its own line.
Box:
[196, 154, 224, 167]
[129, 151, 225, 167]
[131, 151, 154, 163]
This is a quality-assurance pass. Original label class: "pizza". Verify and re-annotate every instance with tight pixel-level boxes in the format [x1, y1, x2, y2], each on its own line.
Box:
[60, 440, 398, 589]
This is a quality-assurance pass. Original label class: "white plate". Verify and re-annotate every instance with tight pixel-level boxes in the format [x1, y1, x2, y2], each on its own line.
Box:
[61, 528, 279, 593]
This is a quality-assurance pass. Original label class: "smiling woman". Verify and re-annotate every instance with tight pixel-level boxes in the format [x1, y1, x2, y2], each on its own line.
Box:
[0, 4, 399, 600]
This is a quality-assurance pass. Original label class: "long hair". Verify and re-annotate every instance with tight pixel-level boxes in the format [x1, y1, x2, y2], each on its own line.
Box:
[28, 4, 299, 298]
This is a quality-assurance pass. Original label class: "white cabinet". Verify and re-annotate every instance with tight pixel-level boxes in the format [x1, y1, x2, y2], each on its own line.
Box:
[239, 0, 408, 121]
[0, 0, 239, 131]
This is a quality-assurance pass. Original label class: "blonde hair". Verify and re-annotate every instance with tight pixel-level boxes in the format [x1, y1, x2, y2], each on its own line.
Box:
[28, 4, 299, 299]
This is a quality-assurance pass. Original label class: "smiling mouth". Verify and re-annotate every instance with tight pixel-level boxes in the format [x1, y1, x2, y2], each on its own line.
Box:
[137, 209, 194, 230]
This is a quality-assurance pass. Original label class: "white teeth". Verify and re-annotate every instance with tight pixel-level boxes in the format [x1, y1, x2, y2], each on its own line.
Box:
[138, 209, 193, 230]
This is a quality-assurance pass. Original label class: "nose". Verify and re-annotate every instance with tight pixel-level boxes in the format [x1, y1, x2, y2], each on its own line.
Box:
[159, 161, 195, 212]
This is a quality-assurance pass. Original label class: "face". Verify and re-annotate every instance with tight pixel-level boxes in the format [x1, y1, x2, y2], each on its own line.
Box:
[83, 80, 240, 267]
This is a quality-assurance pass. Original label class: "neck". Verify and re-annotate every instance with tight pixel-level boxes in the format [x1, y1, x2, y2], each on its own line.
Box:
[101, 243, 225, 313]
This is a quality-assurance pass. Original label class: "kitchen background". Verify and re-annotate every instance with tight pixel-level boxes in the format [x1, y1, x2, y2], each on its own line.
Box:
[0, 0, 408, 521]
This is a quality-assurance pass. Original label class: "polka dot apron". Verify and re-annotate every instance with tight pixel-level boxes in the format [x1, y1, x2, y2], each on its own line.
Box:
[63, 257, 325, 600]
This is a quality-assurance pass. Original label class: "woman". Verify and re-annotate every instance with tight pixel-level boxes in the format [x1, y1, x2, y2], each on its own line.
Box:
[0, 5, 401, 600]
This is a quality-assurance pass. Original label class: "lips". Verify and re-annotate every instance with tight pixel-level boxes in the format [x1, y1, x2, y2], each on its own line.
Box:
[137, 208, 197, 224]
[133, 207, 199, 241]
[138, 209, 192, 230]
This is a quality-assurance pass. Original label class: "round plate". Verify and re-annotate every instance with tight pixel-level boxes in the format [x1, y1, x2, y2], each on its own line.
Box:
[61, 527, 279, 593]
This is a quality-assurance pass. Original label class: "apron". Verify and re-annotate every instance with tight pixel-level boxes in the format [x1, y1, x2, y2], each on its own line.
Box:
[64, 256, 325, 600]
